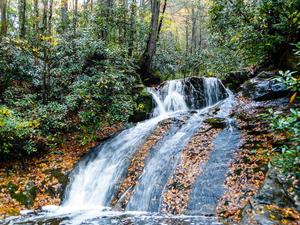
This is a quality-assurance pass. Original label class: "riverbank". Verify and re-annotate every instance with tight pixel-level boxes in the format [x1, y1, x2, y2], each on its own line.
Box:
[0, 124, 123, 220]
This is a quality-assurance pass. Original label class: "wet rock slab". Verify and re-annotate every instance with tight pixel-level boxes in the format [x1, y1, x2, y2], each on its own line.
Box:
[241, 71, 288, 101]
[2, 210, 222, 225]
[161, 123, 222, 215]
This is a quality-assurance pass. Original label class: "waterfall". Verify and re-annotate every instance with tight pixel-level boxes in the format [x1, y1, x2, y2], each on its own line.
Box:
[148, 80, 188, 117]
[62, 80, 193, 210]
[5, 77, 237, 225]
[203, 77, 225, 107]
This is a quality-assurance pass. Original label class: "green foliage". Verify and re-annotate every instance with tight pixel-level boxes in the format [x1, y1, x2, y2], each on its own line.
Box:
[268, 108, 300, 175]
[264, 43, 300, 176]
[0, 26, 138, 157]
[209, 0, 300, 68]
[278, 70, 300, 92]
[0, 106, 39, 155]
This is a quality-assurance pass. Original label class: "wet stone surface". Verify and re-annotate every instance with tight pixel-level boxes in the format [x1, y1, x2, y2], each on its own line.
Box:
[161, 123, 223, 215]
[2, 211, 222, 225]
[187, 124, 241, 216]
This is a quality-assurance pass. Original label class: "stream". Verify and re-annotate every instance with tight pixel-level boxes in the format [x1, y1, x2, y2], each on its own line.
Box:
[3, 78, 241, 225]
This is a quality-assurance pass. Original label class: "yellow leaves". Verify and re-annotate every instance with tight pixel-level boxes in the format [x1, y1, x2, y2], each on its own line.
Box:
[290, 92, 297, 104]
[40, 35, 58, 47]
[0, 106, 13, 117]
[32, 47, 39, 54]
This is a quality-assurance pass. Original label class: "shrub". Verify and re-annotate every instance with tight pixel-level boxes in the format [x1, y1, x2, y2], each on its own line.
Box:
[0, 106, 39, 156]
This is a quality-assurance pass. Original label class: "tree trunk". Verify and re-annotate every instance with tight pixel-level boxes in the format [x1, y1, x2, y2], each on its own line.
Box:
[19, 0, 26, 38]
[61, 0, 68, 31]
[73, 0, 78, 36]
[0, 0, 8, 37]
[156, 0, 167, 42]
[48, 0, 53, 33]
[33, 0, 39, 33]
[191, 7, 196, 53]
[139, 0, 161, 85]
[42, 0, 48, 33]
[128, 0, 136, 56]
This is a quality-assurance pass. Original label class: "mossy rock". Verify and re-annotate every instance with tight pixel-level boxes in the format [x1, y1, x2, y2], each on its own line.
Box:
[6, 182, 36, 208]
[129, 88, 153, 123]
[205, 117, 226, 129]
[44, 168, 69, 198]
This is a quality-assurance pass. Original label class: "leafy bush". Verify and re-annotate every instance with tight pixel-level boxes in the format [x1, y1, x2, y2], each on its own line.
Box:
[0, 28, 138, 157]
[36, 102, 68, 133]
[268, 108, 300, 175]
[266, 43, 300, 175]
[0, 106, 39, 156]
[209, 0, 300, 68]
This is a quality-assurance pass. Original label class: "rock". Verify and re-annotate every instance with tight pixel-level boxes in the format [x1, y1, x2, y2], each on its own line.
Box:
[184, 77, 228, 109]
[6, 182, 37, 208]
[129, 88, 153, 123]
[204, 118, 226, 129]
[241, 71, 288, 101]
[241, 168, 300, 224]
[45, 168, 69, 199]
[221, 69, 257, 92]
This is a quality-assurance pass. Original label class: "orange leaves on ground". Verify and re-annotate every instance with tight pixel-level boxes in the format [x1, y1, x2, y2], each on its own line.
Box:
[111, 119, 176, 208]
[161, 124, 221, 215]
[0, 123, 123, 219]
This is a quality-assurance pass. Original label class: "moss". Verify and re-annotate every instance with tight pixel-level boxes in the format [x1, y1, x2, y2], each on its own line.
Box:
[205, 117, 226, 128]
[44, 168, 69, 198]
[129, 88, 153, 123]
[6, 182, 36, 208]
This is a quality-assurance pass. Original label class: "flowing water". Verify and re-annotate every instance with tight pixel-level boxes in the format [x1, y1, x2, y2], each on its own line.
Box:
[3, 78, 241, 225]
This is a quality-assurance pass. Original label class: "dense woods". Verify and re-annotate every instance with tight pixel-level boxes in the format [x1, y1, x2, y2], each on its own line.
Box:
[0, 0, 299, 159]
[0, 0, 299, 223]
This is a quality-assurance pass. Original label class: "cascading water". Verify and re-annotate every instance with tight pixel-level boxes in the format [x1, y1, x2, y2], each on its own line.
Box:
[203, 77, 226, 106]
[148, 80, 188, 116]
[62, 116, 165, 209]
[3, 77, 240, 225]
[62, 79, 193, 210]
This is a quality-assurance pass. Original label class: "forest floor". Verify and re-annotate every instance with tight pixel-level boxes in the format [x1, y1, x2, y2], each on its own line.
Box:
[0, 124, 123, 220]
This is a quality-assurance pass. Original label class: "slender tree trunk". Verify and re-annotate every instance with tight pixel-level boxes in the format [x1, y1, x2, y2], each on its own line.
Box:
[156, 0, 167, 41]
[19, 0, 26, 38]
[73, 0, 78, 36]
[0, 0, 8, 37]
[61, 0, 68, 31]
[139, 0, 161, 85]
[33, 0, 39, 33]
[185, 16, 189, 55]
[191, 7, 196, 53]
[128, 0, 136, 56]
[42, 0, 48, 104]
[48, 0, 53, 33]
[42, 0, 48, 33]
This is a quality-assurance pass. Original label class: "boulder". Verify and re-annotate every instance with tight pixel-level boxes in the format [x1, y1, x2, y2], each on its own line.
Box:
[129, 88, 153, 123]
[241, 168, 300, 224]
[221, 69, 257, 92]
[6, 181, 37, 208]
[241, 71, 288, 101]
